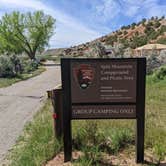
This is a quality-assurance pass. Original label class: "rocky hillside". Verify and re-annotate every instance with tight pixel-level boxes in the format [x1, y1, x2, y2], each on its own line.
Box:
[99, 16, 166, 49]
[44, 16, 166, 57]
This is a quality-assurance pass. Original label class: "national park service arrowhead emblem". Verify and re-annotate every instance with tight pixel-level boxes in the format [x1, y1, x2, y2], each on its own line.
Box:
[73, 64, 95, 89]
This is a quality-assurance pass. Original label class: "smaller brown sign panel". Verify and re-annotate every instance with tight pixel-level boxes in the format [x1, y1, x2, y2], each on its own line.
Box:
[72, 105, 136, 119]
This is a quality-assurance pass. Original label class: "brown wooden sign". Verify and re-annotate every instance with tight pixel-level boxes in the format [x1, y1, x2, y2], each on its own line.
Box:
[70, 60, 138, 119]
[71, 61, 137, 103]
[61, 58, 146, 164]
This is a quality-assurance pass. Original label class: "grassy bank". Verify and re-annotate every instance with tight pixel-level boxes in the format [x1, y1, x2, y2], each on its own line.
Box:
[6, 74, 166, 166]
[0, 67, 45, 88]
[7, 100, 62, 166]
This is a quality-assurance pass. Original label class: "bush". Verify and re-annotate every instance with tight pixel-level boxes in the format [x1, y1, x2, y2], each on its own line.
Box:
[123, 30, 128, 35]
[23, 60, 38, 73]
[131, 23, 136, 29]
[159, 25, 166, 34]
[157, 37, 166, 44]
[152, 65, 166, 81]
[146, 53, 161, 74]
[117, 31, 122, 35]
[72, 120, 134, 155]
[154, 21, 161, 28]
[154, 142, 166, 163]
[0, 53, 42, 78]
[0, 55, 15, 77]
[36, 55, 47, 62]
[105, 35, 117, 45]
[158, 50, 166, 64]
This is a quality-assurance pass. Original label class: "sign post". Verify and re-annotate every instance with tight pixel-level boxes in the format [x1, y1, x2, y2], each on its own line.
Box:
[136, 59, 146, 163]
[61, 58, 146, 163]
[61, 60, 72, 162]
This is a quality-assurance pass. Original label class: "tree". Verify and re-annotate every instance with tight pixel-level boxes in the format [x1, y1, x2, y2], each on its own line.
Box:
[0, 11, 55, 60]
[154, 20, 161, 28]
[151, 16, 155, 20]
[131, 23, 136, 29]
[141, 18, 146, 26]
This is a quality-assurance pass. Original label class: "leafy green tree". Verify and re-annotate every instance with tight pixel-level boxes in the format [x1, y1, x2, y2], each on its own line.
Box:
[154, 21, 161, 28]
[142, 18, 146, 25]
[123, 30, 128, 35]
[0, 11, 55, 60]
[151, 16, 155, 20]
[161, 15, 165, 19]
[131, 23, 136, 29]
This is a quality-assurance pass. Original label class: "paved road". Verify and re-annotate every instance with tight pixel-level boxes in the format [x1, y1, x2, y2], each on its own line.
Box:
[0, 61, 61, 163]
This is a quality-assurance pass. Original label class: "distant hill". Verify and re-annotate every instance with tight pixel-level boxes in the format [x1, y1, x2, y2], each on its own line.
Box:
[44, 16, 166, 57]
[98, 16, 166, 49]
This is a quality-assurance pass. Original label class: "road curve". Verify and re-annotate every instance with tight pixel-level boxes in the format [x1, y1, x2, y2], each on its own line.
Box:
[0, 61, 61, 163]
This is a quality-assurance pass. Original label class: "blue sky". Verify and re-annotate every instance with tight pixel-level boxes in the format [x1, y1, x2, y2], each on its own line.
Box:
[0, 0, 166, 48]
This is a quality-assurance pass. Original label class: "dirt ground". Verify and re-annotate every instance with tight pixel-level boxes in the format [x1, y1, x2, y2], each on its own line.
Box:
[45, 149, 166, 166]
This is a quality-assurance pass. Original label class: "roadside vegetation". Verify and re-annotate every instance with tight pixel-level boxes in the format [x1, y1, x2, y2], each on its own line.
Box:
[0, 67, 45, 88]
[0, 11, 56, 88]
[0, 55, 46, 88]
[6, 66, 166, 166]
[6, 100, 62, 166]
[0, 11, 55, 61]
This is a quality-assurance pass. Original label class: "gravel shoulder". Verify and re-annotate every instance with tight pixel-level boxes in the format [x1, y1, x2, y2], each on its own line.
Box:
[0, 61, 61, 163]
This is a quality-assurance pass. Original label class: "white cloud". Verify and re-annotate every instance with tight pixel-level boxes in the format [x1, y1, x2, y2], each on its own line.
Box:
[95, 0, 141, 28]
[125, 6, 139, 17]
[0, 0, 101, 48]
[96, 0, 121, 21]
[95, 0, 166, 21]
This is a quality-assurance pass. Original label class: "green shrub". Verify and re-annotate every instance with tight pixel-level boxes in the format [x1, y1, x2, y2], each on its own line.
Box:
[157, 37, 166, 44]
[105, 35, 117, 45]
[74, 146, 101, 166]
[9, 100, 62, 166]
[36, 55, 49, 62]
[98, 128, 133, 154]
[23, 60, 38, 73]
[0, 55, 15, 77]
[153, 142, 166, 162]
[152, 65, 166, 81]
[159, 25, 166, 34]
[72, 126, 87, 150]
[146, 54, 161, 74]
[117, 31, 122, 35]
[154, 21, 161, 28]
[83, 146, 101, 165]
[123, 30, 128, 35]
[72, 120, 133, 155]
[131, 23, 136, 29]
